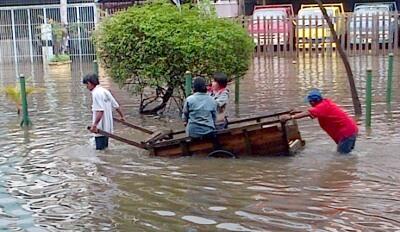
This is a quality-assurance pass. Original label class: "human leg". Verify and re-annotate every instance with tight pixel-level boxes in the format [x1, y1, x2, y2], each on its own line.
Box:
[337, 135, 357, 154]
[95, 136, 108, 150]
[105, 137, 109, 148]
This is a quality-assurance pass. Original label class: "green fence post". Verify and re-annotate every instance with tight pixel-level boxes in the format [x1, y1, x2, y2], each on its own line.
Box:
[19, 75, 32, 127]
[184, 71, 192, 97]
[366, 69, 372, 128]
[93, 60, 99, 75]
[386, 53, 393, 105]
[235, 76, 240, 104]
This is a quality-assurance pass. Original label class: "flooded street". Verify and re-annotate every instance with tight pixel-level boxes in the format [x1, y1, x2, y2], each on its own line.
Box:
[0, 55, 399, 231]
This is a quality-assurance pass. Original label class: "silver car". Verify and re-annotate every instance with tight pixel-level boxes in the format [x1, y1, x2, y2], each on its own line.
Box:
[349, 2, 398, 44]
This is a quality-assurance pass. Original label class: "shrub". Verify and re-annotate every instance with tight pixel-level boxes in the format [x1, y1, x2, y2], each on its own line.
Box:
[94, 1, 254, 114]
[49, 54, 70, 62]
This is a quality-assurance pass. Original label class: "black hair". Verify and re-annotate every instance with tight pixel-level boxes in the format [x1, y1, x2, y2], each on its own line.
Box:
[82, 73, 100, 86]
[192, 77, 207, 93]
[212, 72, 228, 88]
[309, 98, 323, 105]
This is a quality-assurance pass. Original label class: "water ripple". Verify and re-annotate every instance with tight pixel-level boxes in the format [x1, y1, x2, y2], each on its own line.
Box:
[0, 58, 399, 230]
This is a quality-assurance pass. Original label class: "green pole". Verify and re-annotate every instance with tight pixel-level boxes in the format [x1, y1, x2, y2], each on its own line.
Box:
[184, 71, 192, 97]
[19, 75, 32, 127]
[93, 60, 99, 75]
[366, 69, 372, 128]
[235, 76, 239, 104]
[386, 53, 393, 105]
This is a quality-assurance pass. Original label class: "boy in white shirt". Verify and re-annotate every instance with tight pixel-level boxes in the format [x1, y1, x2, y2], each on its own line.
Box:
[83, 74, 125, 150]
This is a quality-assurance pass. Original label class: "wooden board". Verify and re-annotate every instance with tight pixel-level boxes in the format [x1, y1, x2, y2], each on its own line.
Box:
[148, 121, 304, 157]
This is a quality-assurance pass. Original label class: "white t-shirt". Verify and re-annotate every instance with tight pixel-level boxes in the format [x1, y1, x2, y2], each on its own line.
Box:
[91, 85, 119, 136]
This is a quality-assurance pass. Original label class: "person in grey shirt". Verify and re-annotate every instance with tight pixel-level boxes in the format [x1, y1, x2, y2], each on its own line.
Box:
[182, 77, 217, 138]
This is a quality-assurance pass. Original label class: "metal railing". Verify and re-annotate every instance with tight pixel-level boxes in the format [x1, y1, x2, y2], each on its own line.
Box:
[1, 3, 399, 70]
[0, 3, 97, 67]
[241, 12, 400, 57]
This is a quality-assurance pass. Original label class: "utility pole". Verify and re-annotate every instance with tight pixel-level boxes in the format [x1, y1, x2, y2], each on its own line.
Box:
[314, 0, 362, 116]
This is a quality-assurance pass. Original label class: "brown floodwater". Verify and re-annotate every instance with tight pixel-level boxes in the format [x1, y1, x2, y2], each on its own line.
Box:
[0, 55, 399, 231]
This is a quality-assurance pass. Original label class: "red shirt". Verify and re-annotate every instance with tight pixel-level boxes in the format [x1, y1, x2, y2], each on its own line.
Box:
[308, 99, 358, 144]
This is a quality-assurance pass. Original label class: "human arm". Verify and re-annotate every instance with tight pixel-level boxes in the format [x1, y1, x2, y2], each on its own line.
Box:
[182, 100, 189, 126]
[107, 90, 125, 121]
[280, 110, 311, 122]
[211, 106, 217, 125]
[214, 90, 229, 108]
[90, 91, 105, 133]
[90, 111, 104, 133]
[115, 108, 125, 122]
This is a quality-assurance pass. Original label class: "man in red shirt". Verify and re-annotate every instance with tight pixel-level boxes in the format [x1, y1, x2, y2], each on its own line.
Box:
[280, 89, 358, 154]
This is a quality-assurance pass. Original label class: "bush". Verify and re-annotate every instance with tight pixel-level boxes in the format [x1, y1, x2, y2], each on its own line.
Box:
[94, 1, 254, 114]
[49, 54, 70, 62]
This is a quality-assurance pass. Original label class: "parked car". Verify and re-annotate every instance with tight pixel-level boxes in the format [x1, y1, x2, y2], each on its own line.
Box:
[248, 4, 294, 46]
[349, 2, 398, 44]
[297, 3, 345, 49]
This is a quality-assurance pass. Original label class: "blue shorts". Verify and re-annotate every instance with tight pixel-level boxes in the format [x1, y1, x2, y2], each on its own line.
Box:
[337, 134, 357, 154]
[95, 136, 109, 150]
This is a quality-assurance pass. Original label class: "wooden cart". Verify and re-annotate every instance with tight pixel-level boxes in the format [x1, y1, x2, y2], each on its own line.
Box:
[93, 110, 305, 158]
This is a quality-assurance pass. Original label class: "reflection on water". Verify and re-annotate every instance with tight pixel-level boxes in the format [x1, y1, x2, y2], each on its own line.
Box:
[0, 56, 399, 231]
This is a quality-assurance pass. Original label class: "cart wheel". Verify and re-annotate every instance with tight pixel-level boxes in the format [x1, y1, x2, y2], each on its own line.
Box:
[208, 150, 237, 159]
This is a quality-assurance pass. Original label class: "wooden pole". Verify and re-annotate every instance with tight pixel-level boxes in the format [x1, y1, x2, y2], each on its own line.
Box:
[113, 117, 154, 134]
[87, 127, 145, 149]
[314, 0, 362, 116]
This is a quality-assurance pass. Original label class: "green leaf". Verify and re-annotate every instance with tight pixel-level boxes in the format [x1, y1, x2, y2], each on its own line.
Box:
[93, 0, 253, 106]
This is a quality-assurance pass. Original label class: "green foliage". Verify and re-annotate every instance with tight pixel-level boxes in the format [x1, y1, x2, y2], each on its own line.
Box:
[40, 18, 83, 59]
[49, 19, 64, 45]
[49, 54, 70, 62]
[94, 1, 253, 112]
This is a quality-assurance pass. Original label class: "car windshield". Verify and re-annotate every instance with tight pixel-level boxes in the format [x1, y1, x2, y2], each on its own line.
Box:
[354, 6, 390, 16]
[253, 10, 286, 19]
[298, 8, 334, 26]
[350, 6, 391, 28]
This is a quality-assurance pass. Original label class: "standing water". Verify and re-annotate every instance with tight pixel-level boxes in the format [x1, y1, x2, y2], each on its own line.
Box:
[0, 56, 399, 231]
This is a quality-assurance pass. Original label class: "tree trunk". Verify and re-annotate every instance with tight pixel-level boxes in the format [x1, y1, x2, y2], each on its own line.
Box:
[60, 0, 69, 54]
[140, 86, 174, 115]
[314, 0, 362, 116]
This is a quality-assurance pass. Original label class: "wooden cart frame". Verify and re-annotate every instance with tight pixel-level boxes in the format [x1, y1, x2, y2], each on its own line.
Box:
[92, 110, 305, 158]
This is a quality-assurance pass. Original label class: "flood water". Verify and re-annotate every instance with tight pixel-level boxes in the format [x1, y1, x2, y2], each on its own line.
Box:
[0, 55, 399, 231]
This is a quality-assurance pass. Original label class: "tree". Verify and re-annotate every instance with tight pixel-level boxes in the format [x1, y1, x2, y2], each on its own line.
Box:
[94, 1, 254, 114]
[47, 19, 70, 62]
[45, 0, 70, 62]
[314, 0, 362, 116]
